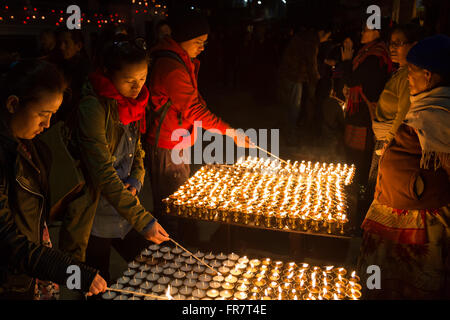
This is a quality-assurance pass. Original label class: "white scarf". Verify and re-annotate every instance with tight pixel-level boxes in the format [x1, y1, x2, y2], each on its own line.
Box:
[405, 86, 450, 169]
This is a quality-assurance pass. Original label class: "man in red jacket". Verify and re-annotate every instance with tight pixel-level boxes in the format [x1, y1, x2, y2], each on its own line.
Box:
[146, 13, 254, 240]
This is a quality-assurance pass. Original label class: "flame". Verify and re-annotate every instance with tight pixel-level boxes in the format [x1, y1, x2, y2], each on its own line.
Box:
[351, 271, 356, 278]
[287, 272, 294, 279]
[326, 266, 334, 271]
[165, 285, 173, 300]
[333, 293, 339, 300]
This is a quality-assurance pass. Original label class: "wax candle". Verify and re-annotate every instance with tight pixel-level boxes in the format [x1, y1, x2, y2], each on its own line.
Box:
[128, 261, 140, 269]
[174, 257, 185, 264]
[180, 264, 192, 272]
[212, 275, 225, 283]
[193, 264, 206, 273]
[139, 264, 151, 272]
[219, 290, 233, 299]
[140, 281, 153, 291]
[198, 274, 212, 282]
[157, 276, 170, 285]
[218, 266, 230, 275]
[253, 277, 266, 287]
[221, 282, 235, 290]
[224, 275, 238, 284]
[170, 279, 183, 288]
[192, 289, 206, 299]
[196, 281, 209, 290]
[135, 271, 147, 280]
[146, 272, 159, 282]
[236, 283, 249, 292]
[171, 246, 183, 255]
[117, 276, 130, 285]
[150, 265, 163, 274]
[349, 271, 360, 283]
[173, 294, 186, 300]
[163, 268, 175, 277]
[234, 291, 247, 300]
[223, 260, 235, 268]
[102, 291, 116, 300]
[179, 286, 192, 296]
[151, 284, 166, 294]
[209, 281, 222, 289]
[123, 268, 136, 277]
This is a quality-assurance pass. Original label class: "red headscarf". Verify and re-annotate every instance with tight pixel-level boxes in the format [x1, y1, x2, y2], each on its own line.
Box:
[89, 70, 148, 133]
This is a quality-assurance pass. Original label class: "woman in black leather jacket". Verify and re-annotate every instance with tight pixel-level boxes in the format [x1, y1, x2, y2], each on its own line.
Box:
[0, 60, 106, 299]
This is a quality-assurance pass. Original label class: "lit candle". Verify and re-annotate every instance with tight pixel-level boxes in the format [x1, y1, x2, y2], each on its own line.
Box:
[349, 271, 360, 283]
[261, 289, 272, 300]
[234, 291, 248, 300]
[224, 275, 238, 284]
[219, 290, 233, 299]
[206, 289, 219, 298]
[253, 277, 266, 287]
[221, 282, 235, 290]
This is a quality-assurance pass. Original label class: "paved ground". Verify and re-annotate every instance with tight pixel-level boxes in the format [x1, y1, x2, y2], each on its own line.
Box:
[51, 81, 363, 299]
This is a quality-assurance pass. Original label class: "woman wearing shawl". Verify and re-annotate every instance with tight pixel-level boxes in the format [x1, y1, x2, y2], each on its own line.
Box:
[73, 39, 170, 283]
[358, 35, 450, 299]
[341, 23, 393, 187]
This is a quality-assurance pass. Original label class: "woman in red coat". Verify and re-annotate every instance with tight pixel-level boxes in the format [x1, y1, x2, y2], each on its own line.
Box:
[145, 13, 254, 241]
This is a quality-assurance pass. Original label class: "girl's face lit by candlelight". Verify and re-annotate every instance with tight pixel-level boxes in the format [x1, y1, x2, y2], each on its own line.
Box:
[6, 91, 63, 139]
[108, 60, 148, 99]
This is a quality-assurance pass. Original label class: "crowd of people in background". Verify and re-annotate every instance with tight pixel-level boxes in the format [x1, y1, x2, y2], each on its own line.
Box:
[0, 8, 449, 300]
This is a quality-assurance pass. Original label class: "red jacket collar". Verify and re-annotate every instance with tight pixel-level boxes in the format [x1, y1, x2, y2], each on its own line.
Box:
[150, 36, 200, 84]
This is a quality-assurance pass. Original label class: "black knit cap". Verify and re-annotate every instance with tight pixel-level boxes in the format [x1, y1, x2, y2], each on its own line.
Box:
[169, 12, 210, 43]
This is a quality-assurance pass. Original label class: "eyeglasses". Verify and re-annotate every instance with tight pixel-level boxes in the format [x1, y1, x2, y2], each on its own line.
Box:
[113, 38, 148, 51]
[389, 41, 410, 48]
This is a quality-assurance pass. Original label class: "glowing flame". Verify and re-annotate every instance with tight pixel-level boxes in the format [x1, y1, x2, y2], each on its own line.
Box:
[351, 271, 356, 278]
[165, 285, 173, 300]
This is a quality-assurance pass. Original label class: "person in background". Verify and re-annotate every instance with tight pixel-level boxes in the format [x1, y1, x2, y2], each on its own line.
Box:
[37, 29, 56, 59]
[155, 20, 172, 41]
[49, 28, 91, 125]
[341, 20, 393, 189]
[145, 13, 255, 242]
[358, 34, 450, 299]
[368, 23, 425, 192]
[0, 60, 106, 300]
[278, 25, 332, 146]
[72, 38, 169, 283]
